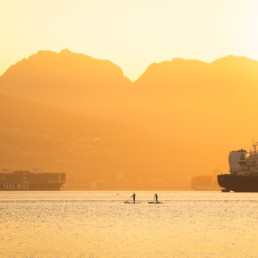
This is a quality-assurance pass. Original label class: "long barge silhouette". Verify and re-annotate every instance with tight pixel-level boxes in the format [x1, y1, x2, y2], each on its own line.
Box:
[0, 170, 66, 190]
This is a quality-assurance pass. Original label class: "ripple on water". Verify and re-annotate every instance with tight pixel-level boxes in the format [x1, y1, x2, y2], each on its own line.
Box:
[0, 191, 258, 257]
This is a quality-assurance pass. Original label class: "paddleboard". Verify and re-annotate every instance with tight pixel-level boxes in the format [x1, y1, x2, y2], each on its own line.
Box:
[148, 201, 163, 204]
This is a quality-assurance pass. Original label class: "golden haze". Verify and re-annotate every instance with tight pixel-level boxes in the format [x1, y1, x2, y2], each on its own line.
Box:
[1, 49, 258, 189]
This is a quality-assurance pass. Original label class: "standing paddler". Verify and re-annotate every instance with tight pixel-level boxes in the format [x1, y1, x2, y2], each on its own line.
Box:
[131, 193, 136, 203]
[154, 193, 158, 203]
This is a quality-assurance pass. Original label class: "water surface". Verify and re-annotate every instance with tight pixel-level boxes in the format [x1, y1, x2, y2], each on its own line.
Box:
[0, 191, 257, 257]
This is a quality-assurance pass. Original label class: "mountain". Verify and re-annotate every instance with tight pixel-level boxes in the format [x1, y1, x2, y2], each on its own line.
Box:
[2, 50, 257, 189]
[133, 56, 258, 144]
[0, 94, 228, 190]
[1, 51, 258, 145]
[0, 49, 132, 119]
[0, 94, 180, 189]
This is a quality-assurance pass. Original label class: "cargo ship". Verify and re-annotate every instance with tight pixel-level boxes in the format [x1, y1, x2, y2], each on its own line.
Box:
[218, 142, 258, 192]
[0, 170, 66, 190]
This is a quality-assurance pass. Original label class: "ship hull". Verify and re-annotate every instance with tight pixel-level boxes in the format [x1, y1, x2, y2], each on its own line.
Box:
[218, 174, 258, 192]
[0, 183, 64, 191]
[0, 171, 66, 191]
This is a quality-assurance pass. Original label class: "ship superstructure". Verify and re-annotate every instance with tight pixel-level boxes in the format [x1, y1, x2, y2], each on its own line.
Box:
[218, 142, 258, 192]
[0, 170, 66, 190]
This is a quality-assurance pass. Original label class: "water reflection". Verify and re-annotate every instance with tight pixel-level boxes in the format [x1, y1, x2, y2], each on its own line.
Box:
[0, 191, 257, 257]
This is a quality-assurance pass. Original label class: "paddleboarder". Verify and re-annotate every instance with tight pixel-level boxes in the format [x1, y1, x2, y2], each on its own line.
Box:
[131, 193, 136, 203]
[154, 193, 158, 203]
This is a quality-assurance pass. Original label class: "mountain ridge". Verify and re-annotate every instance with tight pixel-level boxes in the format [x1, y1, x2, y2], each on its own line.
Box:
[1, 49, 258, 145]
[0, 93, 228, 190]
[2, 49, 257, 82]
[2, 50, 255, 189]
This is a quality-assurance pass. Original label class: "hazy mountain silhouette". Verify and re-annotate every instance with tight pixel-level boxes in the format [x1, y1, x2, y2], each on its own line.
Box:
[133, 56, 258, 144]
[0, 94, 227, 189]
[0, 49, 132, 119]
[1, 51, 258, 146]
[1, 50, 258, 189]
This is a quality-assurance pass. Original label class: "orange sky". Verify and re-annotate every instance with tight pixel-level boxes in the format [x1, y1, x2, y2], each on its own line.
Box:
[1, 0, 258, 81]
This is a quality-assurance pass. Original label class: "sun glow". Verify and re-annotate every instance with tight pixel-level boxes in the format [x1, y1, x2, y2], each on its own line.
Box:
[1, 0, 258, 80]
[238, 2, 258, 59]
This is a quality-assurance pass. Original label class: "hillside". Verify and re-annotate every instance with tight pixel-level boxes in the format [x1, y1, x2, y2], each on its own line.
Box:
[0, 94, 229, 189]
[133, 56, 258, 144]
[0, 49, 132, 119]
[2, 51, 256, 189]
[1, 51, 258, 146]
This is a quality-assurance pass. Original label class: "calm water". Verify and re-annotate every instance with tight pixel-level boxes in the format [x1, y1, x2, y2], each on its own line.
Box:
[0, 191, 258, 258]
